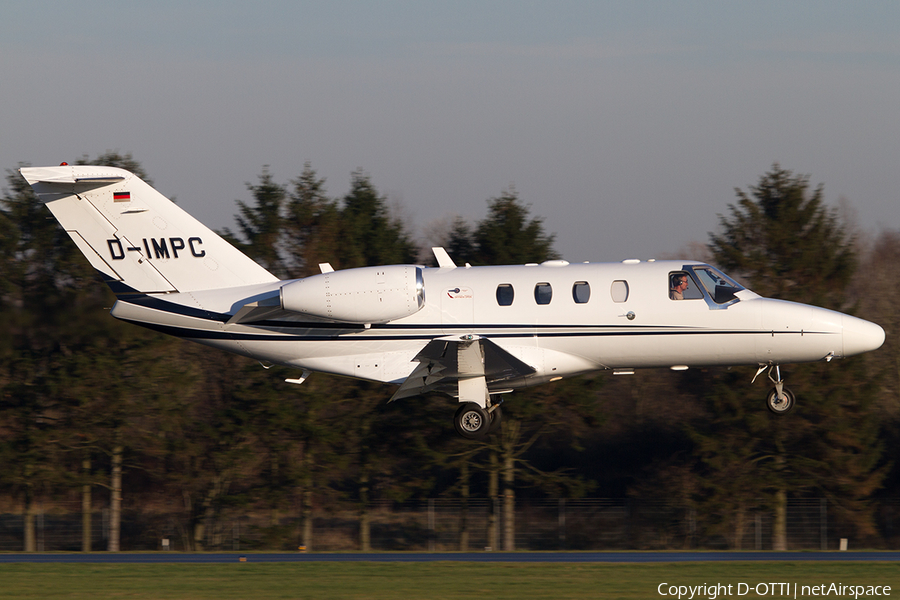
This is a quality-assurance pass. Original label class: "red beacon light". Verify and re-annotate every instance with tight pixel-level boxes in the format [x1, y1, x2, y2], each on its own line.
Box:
[60, 162, 68, 166]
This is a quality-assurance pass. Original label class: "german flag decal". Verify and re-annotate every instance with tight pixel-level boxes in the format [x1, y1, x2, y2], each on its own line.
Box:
[113, 191, 131, 202]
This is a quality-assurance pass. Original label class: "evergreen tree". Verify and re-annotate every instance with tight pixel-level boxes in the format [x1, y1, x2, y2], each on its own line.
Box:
[225, 167, 289, 278]
[338, 169, 416, 268]
[851, 232, 900, 501]
[283, 163, 342, 278]
[431, 193, 585, 550]
[473, 187, 558, 265]
[0, 197, 18, 313]
[695, 164, 884, 548]
[0, 153, 197, 551]
[0, 164, 101, 549]
[161, 348, 266, 551]
[709, 164, 854, 309]
[444, 216, 477, 266]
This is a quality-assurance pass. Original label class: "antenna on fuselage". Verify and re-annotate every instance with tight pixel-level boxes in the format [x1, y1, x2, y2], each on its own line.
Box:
[432, 247, 457, 268]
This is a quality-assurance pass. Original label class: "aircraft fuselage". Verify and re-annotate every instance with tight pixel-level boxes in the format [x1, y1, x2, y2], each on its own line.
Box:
[109, 259, 882, 393]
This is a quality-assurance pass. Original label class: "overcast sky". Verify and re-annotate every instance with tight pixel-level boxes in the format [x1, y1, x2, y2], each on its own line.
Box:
[2, 1, 898, 263]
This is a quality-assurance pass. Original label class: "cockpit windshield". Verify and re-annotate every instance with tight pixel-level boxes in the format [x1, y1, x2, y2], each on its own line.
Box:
[690, 265, 744, 306]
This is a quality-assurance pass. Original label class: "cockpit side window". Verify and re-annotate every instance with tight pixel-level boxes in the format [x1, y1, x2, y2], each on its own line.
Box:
[668, 271, 703, 300]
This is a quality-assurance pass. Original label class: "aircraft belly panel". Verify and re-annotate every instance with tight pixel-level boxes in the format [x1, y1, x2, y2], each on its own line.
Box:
[245, 337, 423, 382]
[354, 351, 421, 383]
[281, 351, 419, 383]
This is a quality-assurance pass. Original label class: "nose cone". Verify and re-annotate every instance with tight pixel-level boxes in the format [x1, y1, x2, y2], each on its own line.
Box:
[842, 314, 885, 357]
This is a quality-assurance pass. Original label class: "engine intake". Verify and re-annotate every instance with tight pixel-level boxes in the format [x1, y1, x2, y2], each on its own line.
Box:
[280, 265, 425, 324]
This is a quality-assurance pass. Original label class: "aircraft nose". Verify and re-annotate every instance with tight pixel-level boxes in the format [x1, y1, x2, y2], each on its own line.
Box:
[842, 314, 885, 357]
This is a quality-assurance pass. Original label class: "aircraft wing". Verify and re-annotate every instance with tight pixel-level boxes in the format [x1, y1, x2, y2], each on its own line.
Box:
[389, 335, 536, 402]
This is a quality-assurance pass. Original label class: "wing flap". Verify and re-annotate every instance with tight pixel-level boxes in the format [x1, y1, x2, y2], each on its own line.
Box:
[389, 336, 536, 402]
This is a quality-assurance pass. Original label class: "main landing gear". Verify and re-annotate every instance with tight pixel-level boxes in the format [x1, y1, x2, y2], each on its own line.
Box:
[454, 400, 503, 440]
[754, 364, 796, 415]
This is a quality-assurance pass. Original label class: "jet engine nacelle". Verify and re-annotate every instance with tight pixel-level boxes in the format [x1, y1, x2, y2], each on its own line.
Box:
[280, 265, 425, 324]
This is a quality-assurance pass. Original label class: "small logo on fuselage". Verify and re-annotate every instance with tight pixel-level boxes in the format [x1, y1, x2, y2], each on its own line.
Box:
[447, 287, 473, 299]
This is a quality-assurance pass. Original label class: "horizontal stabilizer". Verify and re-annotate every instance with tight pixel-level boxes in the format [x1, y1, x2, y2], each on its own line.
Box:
[19, 165, 126, 187]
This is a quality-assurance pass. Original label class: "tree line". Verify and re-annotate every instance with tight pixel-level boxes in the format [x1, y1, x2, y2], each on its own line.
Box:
[0, 154, 897, 551]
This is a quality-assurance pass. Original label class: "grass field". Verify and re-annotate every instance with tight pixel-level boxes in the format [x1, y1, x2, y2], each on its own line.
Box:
[1, 561, 898, 600]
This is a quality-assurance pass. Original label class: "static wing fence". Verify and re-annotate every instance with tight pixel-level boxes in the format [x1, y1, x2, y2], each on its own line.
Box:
[1, 498, 897, 552]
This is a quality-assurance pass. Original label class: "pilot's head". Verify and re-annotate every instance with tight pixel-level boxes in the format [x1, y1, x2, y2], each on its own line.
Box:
[671, 274, 688, 289]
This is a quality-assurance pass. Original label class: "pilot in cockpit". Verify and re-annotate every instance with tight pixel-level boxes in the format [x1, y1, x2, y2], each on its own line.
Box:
[670, 273, 689, 300]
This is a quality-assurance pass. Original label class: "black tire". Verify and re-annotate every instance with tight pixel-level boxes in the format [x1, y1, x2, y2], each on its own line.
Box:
[766, 387, 796, 414]
[487, 405, 503, 434]
[454, 403, 489, 439]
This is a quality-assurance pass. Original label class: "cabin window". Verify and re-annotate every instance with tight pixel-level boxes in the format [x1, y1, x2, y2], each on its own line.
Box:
[534, 282, 552, 305]
[496, 284, 515, 306]
[610, 280, 629, 303]
[573, 281, 591, 304]
[668, 271, 703, 300]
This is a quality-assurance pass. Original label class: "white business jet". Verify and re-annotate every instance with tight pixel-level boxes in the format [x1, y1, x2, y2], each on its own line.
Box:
[20, 165, 885, 439]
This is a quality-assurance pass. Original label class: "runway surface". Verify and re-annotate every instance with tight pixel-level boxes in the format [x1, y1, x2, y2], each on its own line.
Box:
[2, 551, 899, 563]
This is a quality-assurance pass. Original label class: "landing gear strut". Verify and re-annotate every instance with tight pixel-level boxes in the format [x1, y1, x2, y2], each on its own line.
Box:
[755, 364, 796, 415]
[487, 405, 503, 434]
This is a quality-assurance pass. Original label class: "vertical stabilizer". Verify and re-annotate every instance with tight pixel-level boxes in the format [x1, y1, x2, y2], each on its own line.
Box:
[19, 165, 278, 295]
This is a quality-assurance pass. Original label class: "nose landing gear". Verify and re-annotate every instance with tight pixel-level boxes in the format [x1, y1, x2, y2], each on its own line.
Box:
[754, 364, 796, 414]
[766, 384, 796, 414]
